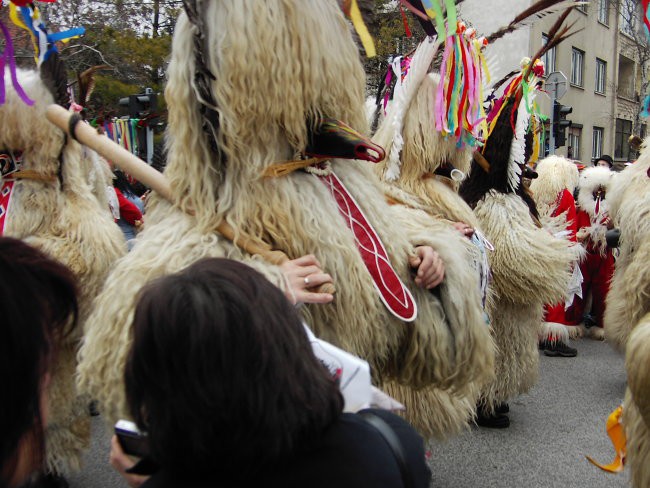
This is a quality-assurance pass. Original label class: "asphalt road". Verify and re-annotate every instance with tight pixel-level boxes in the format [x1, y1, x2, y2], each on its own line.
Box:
[70, 338, 629, 488]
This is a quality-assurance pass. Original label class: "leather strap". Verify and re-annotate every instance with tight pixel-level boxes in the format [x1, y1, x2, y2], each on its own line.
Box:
[359, 411, 415, 488]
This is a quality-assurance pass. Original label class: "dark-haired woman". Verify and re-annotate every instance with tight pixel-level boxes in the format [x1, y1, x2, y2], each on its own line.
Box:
[0, 237, 78, 487]
[110, 258, 431, 488]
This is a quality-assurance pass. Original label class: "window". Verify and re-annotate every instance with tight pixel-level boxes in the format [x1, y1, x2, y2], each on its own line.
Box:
[541, 34, 556, 74]
[617, 54, 636, 99]
[592, 127, 604, 159]
[576, 1, 588, 13]
[595, 58, 606, 94]
[568, 128, 581, 160]
[571, 48, 584, 86]
[620, 1, 636, 36]
[598, 0, 609, 24]
[615, 118, 633, 159]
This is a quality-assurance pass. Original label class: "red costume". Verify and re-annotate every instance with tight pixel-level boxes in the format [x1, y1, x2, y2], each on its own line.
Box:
[567, 166, 615, 330]
[543, 188, 578, 324]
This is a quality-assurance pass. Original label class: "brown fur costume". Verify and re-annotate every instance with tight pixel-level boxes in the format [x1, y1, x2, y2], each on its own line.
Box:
[0, 69, 125, 474]
[77, 0, 494, 435]
[373, 66, 495, 437]
[602, 140, 650, 487]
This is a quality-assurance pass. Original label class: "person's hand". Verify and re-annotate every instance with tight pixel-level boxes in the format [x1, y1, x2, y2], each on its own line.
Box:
[109, 435, 149, 488]
[452, 221, 474, 239]
[280, 254, 334, 305]
[408, 246, 445, 289]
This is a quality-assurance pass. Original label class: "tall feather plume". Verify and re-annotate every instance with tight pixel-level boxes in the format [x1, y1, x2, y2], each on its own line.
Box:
[507, 96, 530, 190]
[384, 37, 439, 181]
[40, 51, 70, 107]
[78, 65, 111, 105]
[524, 6, 582, 80]
[486, 0, 587, 43]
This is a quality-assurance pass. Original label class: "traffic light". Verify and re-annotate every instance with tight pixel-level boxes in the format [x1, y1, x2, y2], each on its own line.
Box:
[119, 88, 158, 119]
[553, 101, 572, 148]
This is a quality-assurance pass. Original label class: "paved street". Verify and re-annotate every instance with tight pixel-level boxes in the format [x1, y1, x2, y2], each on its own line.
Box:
[70, 338, 629, 488]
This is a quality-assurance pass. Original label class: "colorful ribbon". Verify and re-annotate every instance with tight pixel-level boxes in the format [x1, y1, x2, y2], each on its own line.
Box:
[586, 405, 626, 473]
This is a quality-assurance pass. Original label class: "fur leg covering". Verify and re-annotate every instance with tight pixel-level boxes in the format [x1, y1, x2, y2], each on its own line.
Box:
[539, 321, 570, 345]
[481, 302, 542, 414]
[624, 314, 650, 488]
[380, 381, 478, 440]
[43, 342, 90, 475]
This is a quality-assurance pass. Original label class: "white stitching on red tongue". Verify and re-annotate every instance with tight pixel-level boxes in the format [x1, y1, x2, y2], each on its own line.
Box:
[319, 171, 417, 322]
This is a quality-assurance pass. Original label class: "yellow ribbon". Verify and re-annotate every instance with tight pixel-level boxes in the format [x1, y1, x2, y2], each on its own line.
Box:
[9, 4, 39, 63]
[348, 0, 376, 58]
[586, 405, 626, 473]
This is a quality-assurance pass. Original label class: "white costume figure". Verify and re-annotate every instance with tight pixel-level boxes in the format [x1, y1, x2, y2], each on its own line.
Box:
[603, 139, 650, 487]
[0, 66, 125, 477]
[372, 37, 495, 437]
[77, 0, 494, 437]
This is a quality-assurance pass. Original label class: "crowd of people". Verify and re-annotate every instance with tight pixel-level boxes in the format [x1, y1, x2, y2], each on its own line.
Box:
[2, 1, 650, 487]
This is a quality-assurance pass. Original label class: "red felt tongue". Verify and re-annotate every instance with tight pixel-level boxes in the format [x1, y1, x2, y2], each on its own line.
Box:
[0, 180, 15, 236]
[319, 171, 417, 322]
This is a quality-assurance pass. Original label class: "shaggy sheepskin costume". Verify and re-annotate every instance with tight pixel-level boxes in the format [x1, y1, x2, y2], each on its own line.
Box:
[372, 40, 495, 437]
[529, 155, 582, 343]
[0, 68, 125, 474]
[459, 66, 577, 416]
[570, 166, 615, 338]
[603, 141, 650, 487]
[604, 145, 650, 351]
[77, 0, 495, 436]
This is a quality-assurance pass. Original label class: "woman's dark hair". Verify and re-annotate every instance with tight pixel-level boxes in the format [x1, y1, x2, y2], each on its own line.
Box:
[113, 169, 137, 198]
[125, 258, 343, 481]
[0, 237, 78, 486]
[460, 101, 540, 221]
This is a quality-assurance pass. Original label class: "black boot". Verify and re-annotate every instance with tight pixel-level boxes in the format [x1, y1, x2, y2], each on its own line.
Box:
[495, 402, 510, 414]
[475, 405, 510, 429]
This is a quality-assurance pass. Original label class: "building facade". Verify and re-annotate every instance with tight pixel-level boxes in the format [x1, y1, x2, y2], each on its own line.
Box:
[459, 0, 649, 167]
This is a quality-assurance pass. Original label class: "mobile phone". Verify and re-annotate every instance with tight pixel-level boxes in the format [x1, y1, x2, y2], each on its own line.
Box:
[114, 419, 149, 458]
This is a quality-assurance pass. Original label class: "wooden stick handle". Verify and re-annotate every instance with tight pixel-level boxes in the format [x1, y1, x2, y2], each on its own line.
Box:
[46, 104, 335, 296]
[217, 221, 336, 295]
[45, 104, 173, 202]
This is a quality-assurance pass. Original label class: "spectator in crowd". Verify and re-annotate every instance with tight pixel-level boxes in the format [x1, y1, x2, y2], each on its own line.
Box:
[594, 155, 613, 169]
[110, 258, 431, 488]
[113, 170, 144, 250]
[0, 237, 78, 488]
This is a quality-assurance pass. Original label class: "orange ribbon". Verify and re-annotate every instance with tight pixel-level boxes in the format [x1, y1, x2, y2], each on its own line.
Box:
[586, 405, 626, 473]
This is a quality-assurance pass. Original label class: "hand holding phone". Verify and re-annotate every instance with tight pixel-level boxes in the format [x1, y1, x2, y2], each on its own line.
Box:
[114, 419, 150, 458]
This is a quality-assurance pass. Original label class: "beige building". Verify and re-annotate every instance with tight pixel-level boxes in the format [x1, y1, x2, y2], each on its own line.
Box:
[460, 0, 649, 166]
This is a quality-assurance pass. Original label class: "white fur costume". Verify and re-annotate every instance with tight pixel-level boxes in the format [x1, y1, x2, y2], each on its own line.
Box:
[576, 166, 614, 256]
[604, 150, 650, 350]
[77, 0, 494, 437]
[373, 68, 495, 437]
[603, 141, 650, 487]
[0, 69, 125, 474]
